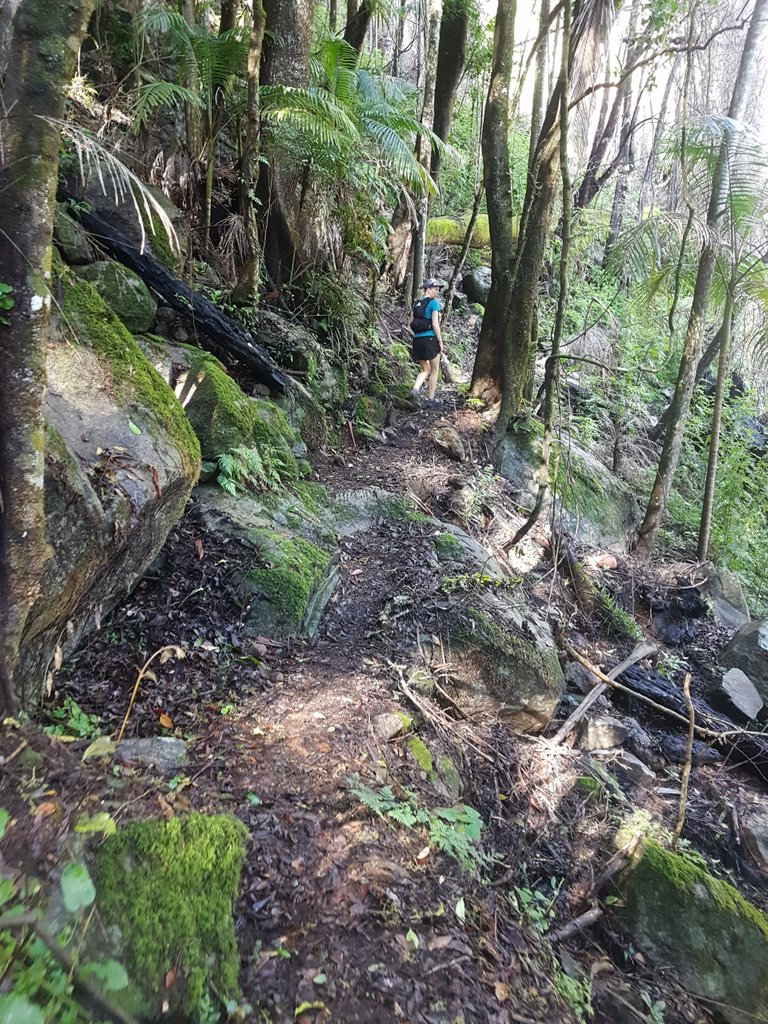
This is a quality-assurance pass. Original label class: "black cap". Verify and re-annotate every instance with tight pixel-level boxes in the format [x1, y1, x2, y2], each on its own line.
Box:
[422, 278, 441, 289]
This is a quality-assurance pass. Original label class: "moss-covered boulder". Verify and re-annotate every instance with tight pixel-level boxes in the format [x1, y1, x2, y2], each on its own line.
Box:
[76, 260, 157, 333]
[92, 814, 247, 1019]
[446, 589, 565, 732]
[618, 840, 768, 1024]
[13, 270, 200, 708]
[53, 202, 93, 264]
[495, 426, 638, 552]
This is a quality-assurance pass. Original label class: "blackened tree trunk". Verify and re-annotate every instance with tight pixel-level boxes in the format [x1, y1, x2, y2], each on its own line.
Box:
[344, 0, 374, 54]
[636, 0, 768, 556]
[469, 0, 516, 401]
[430, 0, 470, 181]
[0, 0, 95, 710]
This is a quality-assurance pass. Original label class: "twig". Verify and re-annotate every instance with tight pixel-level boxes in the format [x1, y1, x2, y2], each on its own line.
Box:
[672, 673, 695, 851]
[0, 913, 139, 1024]
[116, 645, 184, 744]
[550, 906, 602, 942]
[424, 954, 470, 975]
[551, 642, 657, 745]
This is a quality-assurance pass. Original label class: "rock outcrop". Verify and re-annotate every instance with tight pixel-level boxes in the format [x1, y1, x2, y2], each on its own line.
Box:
[722, 619, 768, 703]
[14, 268, 200, 708]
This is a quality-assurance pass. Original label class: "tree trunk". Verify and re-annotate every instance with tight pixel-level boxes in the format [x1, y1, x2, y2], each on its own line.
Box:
[430, 0, 470, 181]
[329, 0, 338, 33]
[0, 0, 95, 711]
[344, 0, 373, 54]
[635, 0, 768, 556]
[260, 0, 316, 289]
[469, 0, 516, 401]
[697, 287, 735, 561]
[411, 0, 443, 305]
[236, 0, 266, 297]
[527, 0, 550, 174]
[220, 0, 238, 32]
[638, 53, 680, 216]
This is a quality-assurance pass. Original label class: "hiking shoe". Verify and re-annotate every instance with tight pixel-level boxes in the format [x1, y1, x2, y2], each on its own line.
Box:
[410, 387, 422, 408]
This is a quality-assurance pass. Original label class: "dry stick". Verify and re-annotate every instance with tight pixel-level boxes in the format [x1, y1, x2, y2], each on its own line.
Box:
[672, 673, 695, 852]
[551, 642, 657, 745]
[0, 913, 139, 1024]
[550, 905, 603, 943]
[396, 673, 495, 764]
[116, 645, 183, 744]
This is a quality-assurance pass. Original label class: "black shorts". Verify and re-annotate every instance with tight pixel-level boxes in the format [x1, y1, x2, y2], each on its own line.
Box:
[412, 334, 440, 361]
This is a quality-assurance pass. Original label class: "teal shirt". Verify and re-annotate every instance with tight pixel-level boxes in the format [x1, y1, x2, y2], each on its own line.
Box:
[414, 298, 441, 336]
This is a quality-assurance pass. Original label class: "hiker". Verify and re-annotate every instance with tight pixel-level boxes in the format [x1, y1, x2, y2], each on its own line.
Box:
[410, 278, 444, 408]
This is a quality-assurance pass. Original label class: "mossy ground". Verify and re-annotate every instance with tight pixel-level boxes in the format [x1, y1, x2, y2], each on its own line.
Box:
[92, 814, 247, 1016]
[59, 269, 200, 473]
[248, 530, 332, 627]
[433, 532, 467, 562]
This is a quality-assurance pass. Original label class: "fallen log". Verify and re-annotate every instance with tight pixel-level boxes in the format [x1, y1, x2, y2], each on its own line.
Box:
[65, 205, 289, 394]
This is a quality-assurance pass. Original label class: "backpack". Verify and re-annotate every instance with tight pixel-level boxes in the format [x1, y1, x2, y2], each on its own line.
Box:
[410, 296, 433, 334]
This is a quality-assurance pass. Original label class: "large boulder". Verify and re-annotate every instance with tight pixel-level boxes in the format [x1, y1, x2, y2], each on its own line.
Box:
[13, 269, 200, 708]
[722, 619, 768, 703]
[618, 839, 768, 1024]
[495, 426, 638, 551]
[53, 203, 93, 264]
[76, 261, 157, 333]
[712, 667, 764, 722]
[701, 563, 750, 630]
[461, 266, 491, 306]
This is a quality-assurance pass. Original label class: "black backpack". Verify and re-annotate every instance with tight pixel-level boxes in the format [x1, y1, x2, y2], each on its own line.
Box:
[410, 296, 433, 334]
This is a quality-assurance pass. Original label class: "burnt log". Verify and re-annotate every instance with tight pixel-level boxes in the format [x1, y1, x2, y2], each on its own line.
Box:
[66, 205, 288, 394]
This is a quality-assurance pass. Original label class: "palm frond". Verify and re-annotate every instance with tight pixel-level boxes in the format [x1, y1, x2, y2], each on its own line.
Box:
[134, 80, 202, 131]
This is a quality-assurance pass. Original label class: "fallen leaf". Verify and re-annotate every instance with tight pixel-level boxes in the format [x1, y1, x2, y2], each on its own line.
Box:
[312, 972, 327, 985]
[494, 981, 509, 1003]
[426, 935, 453, 951]
[46, 672, 54, 697]
[165, 968, 176, 989]
[53, 645, 63, 671]
[295, 1002, 324, 1019]
[405, 929, 419, 949]
[416, 845, 431, 864]
[194, 538, 204, 560]
[127, 419, 142, 435]
[34, 801, 58, 821]
[82, 737, 116, 761]
[455, 897, 466, 923]
[158, 712, 173, 729]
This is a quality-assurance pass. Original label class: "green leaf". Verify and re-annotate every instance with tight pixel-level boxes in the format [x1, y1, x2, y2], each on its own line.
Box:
[127, 419, 142, 435]
[75, 811, 117, 837]
[82, 736, 116, 761]
[246, 792, 262, 806]
[454, 897, 466, 923]
[0, 808, 10, 841]
[312, 972, 327, 984]
[60, 862, 96, 913]
[0, 877, 16, 906]
[79, 958, 129, 992]
[405, 928, 419, 949]
[0, 995, 45, 1024]
[295, 1001, 324, 1017]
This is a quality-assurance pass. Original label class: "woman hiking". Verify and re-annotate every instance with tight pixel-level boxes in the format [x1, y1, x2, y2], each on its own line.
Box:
[410, 279, 444, 408]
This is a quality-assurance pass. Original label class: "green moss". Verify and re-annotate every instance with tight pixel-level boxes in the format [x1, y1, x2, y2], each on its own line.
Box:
[140, 204, 180, 273]
[433, 532, 467, 562]
[185, 355, 260, 458]
[291, 481, 329, 515]
[407, 735, 435, 776]
[59, 270, 200, 473]
[595, 588, 642, 641]
[396, 711, 414, 731]
[248, 530, 331, 625]
[92, 814, 247, 1016]
[426, 214, 495, 248]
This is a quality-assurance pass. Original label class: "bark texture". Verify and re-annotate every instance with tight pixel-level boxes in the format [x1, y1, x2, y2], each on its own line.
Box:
[430, 0, 470, 181]
[412, 0, 443, 304]
[0, 0, 95, 709]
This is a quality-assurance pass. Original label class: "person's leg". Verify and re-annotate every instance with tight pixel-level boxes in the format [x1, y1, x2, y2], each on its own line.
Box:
[426, 355, 440, 399]
[412, 359, 430, 394]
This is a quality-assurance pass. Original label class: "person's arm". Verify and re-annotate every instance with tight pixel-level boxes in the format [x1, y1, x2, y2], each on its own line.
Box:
[431, 306, 443, 352]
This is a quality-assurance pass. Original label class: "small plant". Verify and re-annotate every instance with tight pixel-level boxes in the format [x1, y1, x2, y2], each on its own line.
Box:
[553, 968, 593, 1024]
[441, 571, 521, 594]
[347, 776, 485, 873]
[509, 882, 559, 933]
[641, 992, 666, 1024]
[43, 696, 101, 739]
[216, 443, 297, 497]
[0, 282, 14, 326]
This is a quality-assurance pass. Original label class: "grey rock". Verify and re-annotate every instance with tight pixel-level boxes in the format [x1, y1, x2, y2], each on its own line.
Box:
[116, 737, 188, 773]
[701, 563, 750, 630]
[435, 755, 463, 801]
[431, 425, 466, 462]
[742, 799, 768, 874]
[577, 715, 630, 751]
[618, 840, 768, 1024]
[76, 261, 157, 333]
[407, 667, 436, 697]
[461, 266, 491, 306]
[612, 751, 655, 786]
[713, 667, 763, 721]
[722, 619, 768, 704]
[565, 660, 597, 694]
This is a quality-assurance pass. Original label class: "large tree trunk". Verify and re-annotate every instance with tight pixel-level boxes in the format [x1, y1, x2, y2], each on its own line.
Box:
[527, 0, 550, 174]
[0, 0, 95, 711]
[344, 0, 373, 54]
[635, 0, 768, 556]
[430, 0, 470, 181]
[235, 0, 267, 298]
[411, 0, 443, 304]
[260, 0, 316, 290]
[469, 0, 516, 401]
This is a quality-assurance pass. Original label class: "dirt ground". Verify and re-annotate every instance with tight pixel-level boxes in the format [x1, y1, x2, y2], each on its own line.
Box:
[3, 384, 762, 1024]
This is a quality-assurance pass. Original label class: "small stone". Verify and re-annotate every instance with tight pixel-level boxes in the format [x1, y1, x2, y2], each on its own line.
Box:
[713, 667, 764, 721]
[742, 800, 768, 873]
[407, 667, 435, 697]
[431, 425, 466, 462]
[115, 737, 188, 774]
[613, 750, 655, 786]
[435, 755, 462, 801]
[373, 712, 408, 741]
[577, 715, 629, 751]
[565, 660, 596, 694]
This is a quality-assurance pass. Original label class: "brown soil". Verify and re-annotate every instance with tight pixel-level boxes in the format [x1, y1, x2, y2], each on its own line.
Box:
[3, 387, 759, 1024]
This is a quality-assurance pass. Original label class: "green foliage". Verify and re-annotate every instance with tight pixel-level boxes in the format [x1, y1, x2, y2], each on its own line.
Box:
[441, 571, 521, 594]
[43, 696, 101, 739]
[216, 442, 298, 497]
[92, 814, 247, 1017]
[553, 969, 593, 1024]
[347, 776, 485, 873]
[0, 282, 14, 326]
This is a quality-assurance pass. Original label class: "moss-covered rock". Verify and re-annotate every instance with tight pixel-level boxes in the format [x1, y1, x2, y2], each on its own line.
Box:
[92, 814, 247, 1018]
[495, 426, 638, 552]
[434, 531, 468, 562]
[53, 202, 93, 264]
[426, 214, 494, 248]
[76, 260, 157, 333]
[408, 735, 435, 777]
[447, 589, 565, 733]
[618, 839, 768, 1024]
[14, 270, 200, 708]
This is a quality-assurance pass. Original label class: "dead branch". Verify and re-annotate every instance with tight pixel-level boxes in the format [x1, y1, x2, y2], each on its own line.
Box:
[550, 905, 603, 942]
[672, 673, 695, 851]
